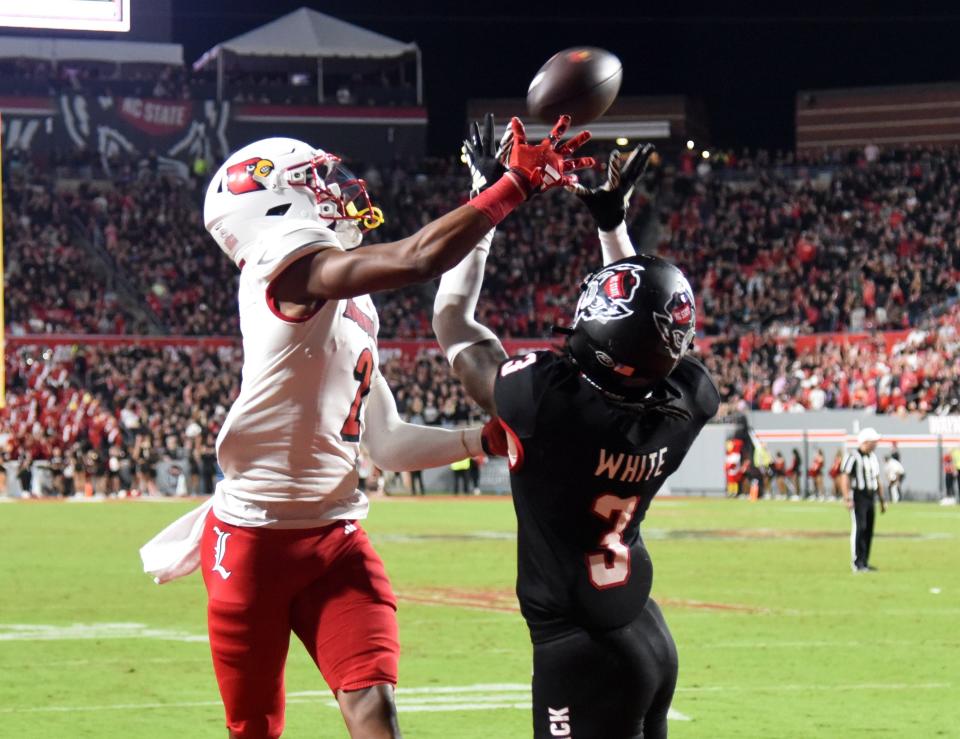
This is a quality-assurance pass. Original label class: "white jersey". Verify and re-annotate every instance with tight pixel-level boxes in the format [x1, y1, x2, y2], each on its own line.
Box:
[213, 224, 380, 529]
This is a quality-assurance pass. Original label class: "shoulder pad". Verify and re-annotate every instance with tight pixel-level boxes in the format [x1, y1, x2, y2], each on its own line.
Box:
[673, 355, 721, 420]
[245, 218, 342, 283]
[494, 351, 567, 439]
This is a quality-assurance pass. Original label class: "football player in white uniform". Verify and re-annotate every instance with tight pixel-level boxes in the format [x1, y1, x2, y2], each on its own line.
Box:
[142, 120, 592, 739]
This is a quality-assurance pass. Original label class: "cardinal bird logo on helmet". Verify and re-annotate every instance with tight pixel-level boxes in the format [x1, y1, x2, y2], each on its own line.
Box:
[654, 288, 696, 359]
[225, 157, 275, 195]
[574, 264, 644, 326]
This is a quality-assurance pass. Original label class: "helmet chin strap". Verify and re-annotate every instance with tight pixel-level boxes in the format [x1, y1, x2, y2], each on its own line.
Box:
[563, 335, 692, 419]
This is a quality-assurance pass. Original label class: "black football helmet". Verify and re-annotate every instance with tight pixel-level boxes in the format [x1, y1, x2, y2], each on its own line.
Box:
[565, 254, 696, 400]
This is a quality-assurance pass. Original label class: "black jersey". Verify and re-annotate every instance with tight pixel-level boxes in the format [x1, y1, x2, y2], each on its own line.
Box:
[494, 350, 719, 641]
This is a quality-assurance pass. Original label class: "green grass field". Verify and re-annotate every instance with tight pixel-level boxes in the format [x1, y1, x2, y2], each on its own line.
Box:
[0, 496, 957, 738]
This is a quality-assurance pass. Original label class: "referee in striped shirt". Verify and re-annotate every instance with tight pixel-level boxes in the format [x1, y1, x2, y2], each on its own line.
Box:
[839, 428, 887, 573]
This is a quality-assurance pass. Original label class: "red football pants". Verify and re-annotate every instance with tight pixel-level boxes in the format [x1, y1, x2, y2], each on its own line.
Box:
[201, 512, 399, 739]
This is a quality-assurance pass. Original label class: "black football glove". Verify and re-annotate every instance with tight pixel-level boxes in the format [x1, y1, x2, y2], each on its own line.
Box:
[462, 112, 509, 197]
[568, 143, 656, 231]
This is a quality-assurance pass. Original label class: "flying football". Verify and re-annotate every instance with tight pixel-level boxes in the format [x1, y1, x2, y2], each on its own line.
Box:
[526, 47, 623, 125]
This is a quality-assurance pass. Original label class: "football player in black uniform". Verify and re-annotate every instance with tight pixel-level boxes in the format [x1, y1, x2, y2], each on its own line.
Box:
[432, 115, 720, 739]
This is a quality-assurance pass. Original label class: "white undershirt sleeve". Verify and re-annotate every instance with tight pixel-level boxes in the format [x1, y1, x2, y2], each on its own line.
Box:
[362, 372, 483, 471]
[432, 229, 502, 364]
[598, 221, 637, 265]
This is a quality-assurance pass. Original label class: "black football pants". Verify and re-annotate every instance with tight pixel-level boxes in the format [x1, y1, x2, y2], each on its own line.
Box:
[531, 598, 678, 739]
[851, 492, 876, 569]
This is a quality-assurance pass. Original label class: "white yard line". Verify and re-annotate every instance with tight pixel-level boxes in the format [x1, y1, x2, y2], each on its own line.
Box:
[676, 682, 950, 693]
[697, 639, 956, 649]
[2, 680, 952, 719]
[0, 684, 692, 721]
[0, 623, 207, 642]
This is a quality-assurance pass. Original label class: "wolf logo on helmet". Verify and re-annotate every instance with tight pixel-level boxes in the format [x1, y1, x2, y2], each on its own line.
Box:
[225, 157, 275, 195]
[654, 288, 696, 359]
[574, 264, 645, 326]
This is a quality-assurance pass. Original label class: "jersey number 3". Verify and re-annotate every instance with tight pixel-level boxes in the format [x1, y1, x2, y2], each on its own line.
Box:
[587, 494, 639, 589]
[340, 348, 374, 442]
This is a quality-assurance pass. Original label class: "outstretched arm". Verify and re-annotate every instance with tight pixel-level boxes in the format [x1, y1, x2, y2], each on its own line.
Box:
[432, 115, 516, 415]
[272, 198, 512, 303]
[362, 371, 485, 471]
[272, 116, 593, 307]
[568, 143, 657, 265]
[432, 227, 508, 416]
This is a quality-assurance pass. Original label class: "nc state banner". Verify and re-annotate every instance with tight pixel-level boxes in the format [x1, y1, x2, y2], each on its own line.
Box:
[58, 95, 230, 177]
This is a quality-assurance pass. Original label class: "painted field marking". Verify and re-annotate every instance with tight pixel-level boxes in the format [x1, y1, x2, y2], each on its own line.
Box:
[314, 684, 692, 721]
[0, 622, 207, 642]
[373, 531, 516, 543]
[4, 656, 211, 668]
[697, 639, 955, 649]
[676, 682, 950, 693]
[0, 700, 224, 715]
[3, 680, 950, 717]
[397, 588, 771, 615]
[0, 683, 695, 721]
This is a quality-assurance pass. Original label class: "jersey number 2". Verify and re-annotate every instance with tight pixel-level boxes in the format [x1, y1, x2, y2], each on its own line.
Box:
[587, 494, 639, 589]
[340, 348, 374, 442]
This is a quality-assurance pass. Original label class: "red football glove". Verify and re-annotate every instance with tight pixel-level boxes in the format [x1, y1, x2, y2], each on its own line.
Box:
[504, 115, 594, 195]
[480, 417, 509, 457]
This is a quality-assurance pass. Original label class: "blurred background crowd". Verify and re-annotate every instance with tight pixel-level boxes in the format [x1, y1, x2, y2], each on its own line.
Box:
[4, 141, 960, 495]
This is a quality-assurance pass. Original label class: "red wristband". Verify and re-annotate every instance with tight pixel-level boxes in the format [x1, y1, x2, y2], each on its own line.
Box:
[467, 174, 527, 226]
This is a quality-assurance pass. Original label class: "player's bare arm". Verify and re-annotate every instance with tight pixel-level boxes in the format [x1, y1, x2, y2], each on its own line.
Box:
[451, 340, 508, 416]
[271, 203, 501, 306]
[431, 114, 593, 414]
[839, 472, 853, 509]
[429, 115, 579, 413]
[272, 114, 593, 310]
[439, 120, 656, 414]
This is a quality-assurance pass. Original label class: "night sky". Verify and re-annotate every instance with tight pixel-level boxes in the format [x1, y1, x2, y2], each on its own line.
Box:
[171, 1, 960, 155]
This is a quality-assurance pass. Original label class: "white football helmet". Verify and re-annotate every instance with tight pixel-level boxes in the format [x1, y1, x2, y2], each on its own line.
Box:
[204, 137, 384, 265]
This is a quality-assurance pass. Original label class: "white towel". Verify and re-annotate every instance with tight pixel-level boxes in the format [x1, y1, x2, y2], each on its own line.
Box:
[139, 498, 214, 584]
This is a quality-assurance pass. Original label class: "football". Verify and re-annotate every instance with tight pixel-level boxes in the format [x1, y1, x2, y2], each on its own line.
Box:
[526, 47, 623, 125]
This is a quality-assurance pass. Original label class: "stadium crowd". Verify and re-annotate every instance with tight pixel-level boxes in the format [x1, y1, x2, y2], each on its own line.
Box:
[4, 143, 960, 493]
[0, 342, 485, 496]
[6, 144, 960, 340]
[2, 344, 239, 496]
[0, 59, 416, 107]
[3, 173, 130, 334]
[665, 145, 960, 336]
[5, 299, 958, 496]
[706, 304, 960, 418]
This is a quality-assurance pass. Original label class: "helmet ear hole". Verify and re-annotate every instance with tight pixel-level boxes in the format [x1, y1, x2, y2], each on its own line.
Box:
[265, 204, 291, 217]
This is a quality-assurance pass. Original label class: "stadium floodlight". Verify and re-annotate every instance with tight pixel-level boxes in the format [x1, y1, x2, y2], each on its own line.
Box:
[615, 137, 629, 146]
[686, 140, 695, 150]
[702, 150, 711, 159]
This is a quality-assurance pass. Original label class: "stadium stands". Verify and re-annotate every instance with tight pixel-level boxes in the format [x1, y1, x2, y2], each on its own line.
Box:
[4, 143, 960, 493]
[2, 343, 239, 496]
[8, 144, 958, 341]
